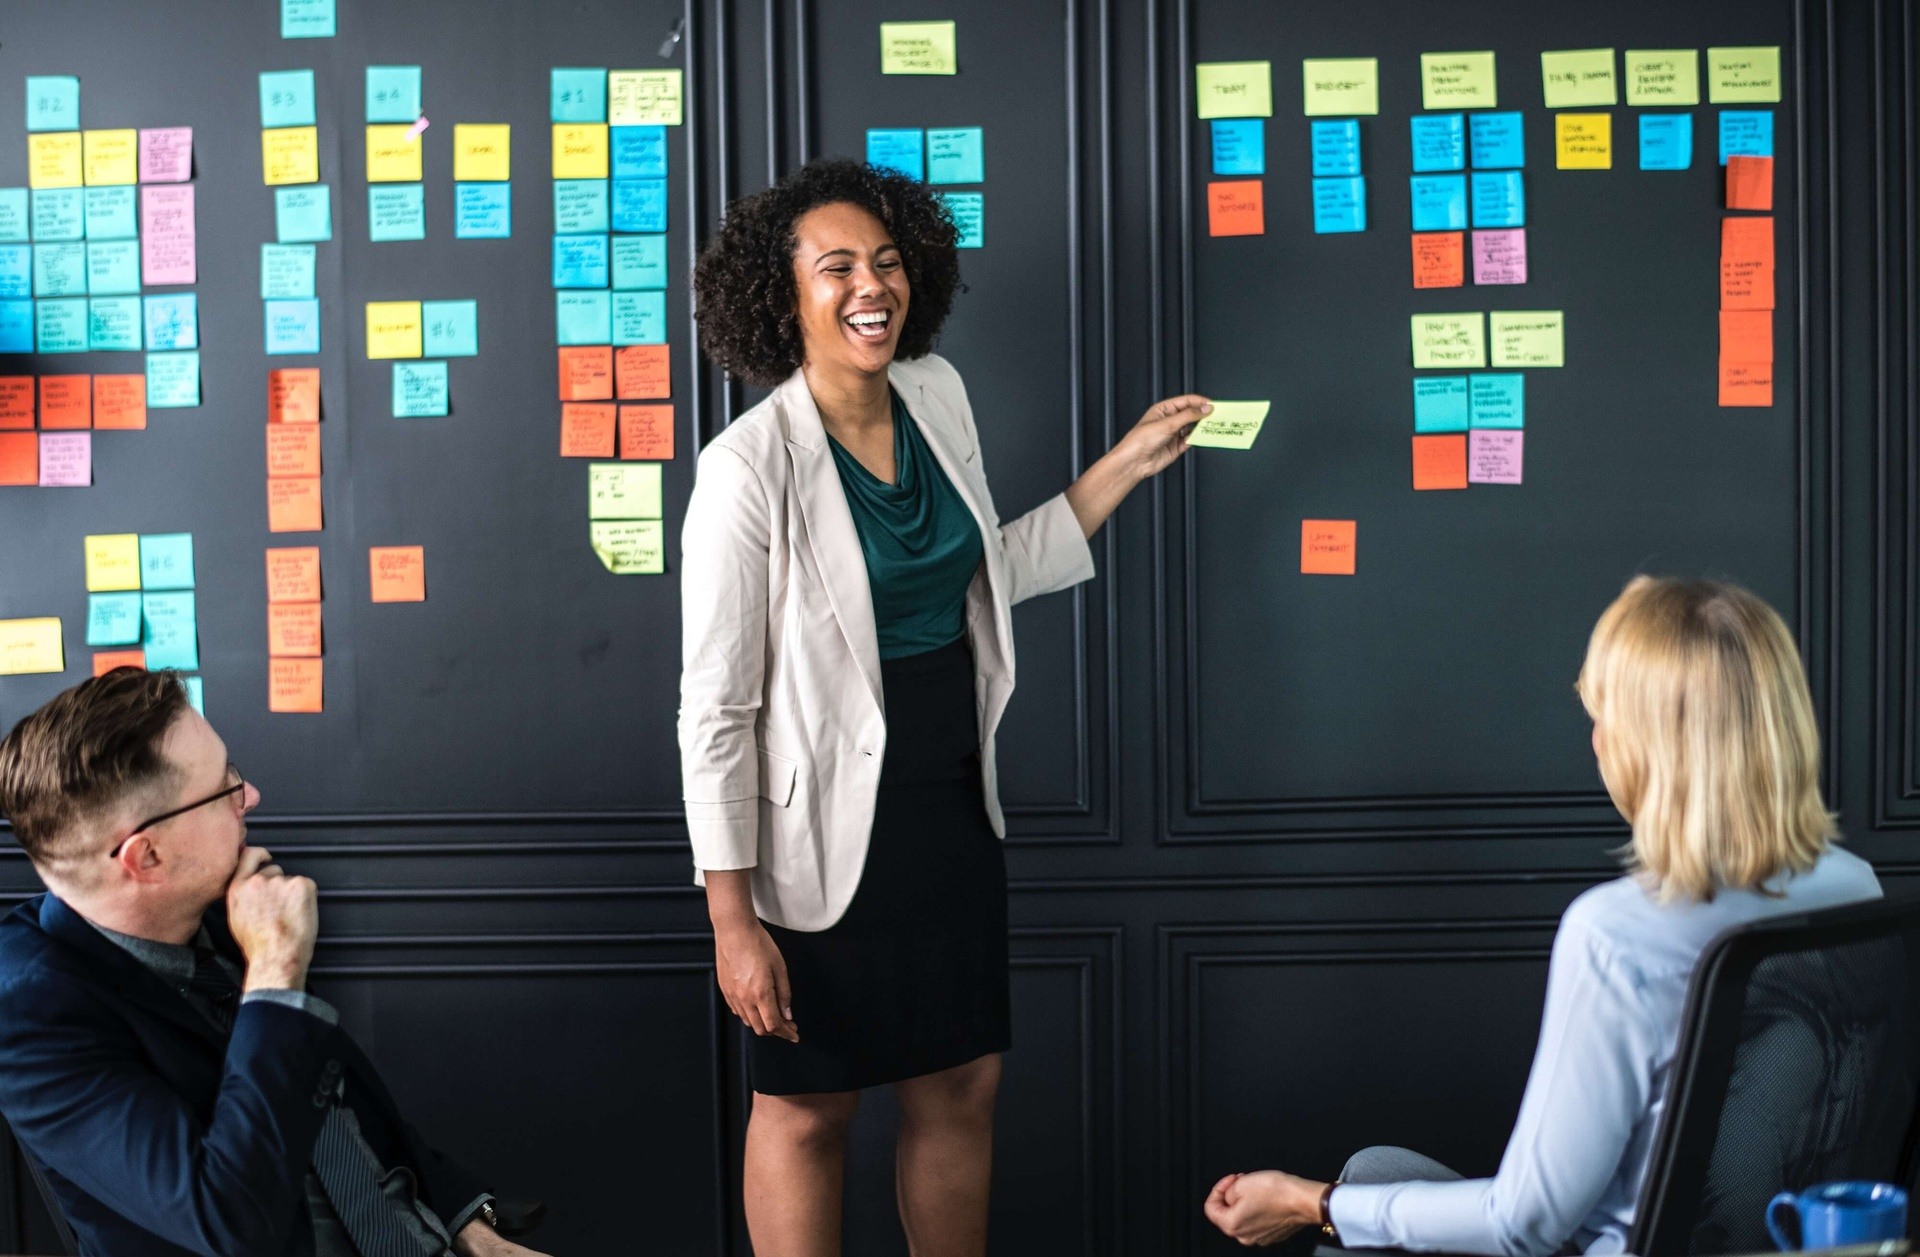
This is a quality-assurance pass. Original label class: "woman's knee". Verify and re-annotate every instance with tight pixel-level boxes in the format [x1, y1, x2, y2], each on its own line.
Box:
[895, 1053, 1002, 1127]
[752, 1089, 862, 1151]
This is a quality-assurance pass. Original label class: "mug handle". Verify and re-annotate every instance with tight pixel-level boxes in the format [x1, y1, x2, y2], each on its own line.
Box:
[1766, 1193, 1802, 1251]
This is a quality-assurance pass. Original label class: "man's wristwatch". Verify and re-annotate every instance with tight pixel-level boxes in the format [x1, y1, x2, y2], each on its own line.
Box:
[1319, 1181, 1342, 1242]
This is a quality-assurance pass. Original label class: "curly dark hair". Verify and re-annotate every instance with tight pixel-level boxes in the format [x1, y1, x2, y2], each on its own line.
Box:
[693, 158, 962, 388]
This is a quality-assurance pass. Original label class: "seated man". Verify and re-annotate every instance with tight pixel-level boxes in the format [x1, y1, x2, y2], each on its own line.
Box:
[0, 668, 552, 1257]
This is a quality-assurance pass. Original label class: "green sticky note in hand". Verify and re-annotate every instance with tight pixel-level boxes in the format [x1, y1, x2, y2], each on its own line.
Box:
[1186, 400, 1270, 449]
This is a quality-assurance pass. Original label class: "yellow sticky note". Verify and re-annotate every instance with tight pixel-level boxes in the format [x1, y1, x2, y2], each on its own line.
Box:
[880, 20, 958, 75]
[608, 70, 683, 126]
[1540, 49, 1617, 108]
[1555, 112, 1612, 169]
[552, 124, 609, 179]
[1300, 58, 1379, 117]
[82, 129, 138, 185]
[0, 619, 63, 677]
[1195, 61, 1273, 120]
[367, 125, 423, 182]
[85, 533, 143, 592]
[366, 301, 424, 359]
[1490, 310, 1566, 368]
[1709, 46, 1782, 103]
[590, 520, 666, 574]
[28, 132, 83, 189]
[453, 124, 510, 181]
[262, 125, 320, 186]
[1420, 51, 1497, 110]
[1185, 400, 1270, 450]
[588, 462, 663, 520]
[1625, 50, 1699, 106]
[1410, 313, 1486, 369]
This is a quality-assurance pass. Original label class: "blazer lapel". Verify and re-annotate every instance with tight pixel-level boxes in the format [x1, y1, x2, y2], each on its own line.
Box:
[39, 895, 228, 1050]
[890, 367, 1013, 632]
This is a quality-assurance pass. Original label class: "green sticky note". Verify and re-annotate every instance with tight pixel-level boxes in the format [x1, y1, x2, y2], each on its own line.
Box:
[940, 192, 983, 248]
[139, 533, 195, 590]
[1625, 50, 1699, 106]
[1489, 310, 1565, 367]
[1421, 51, 1498, 110]
[1195, 61, 1272, 119]
[26, 77, 80, 133]
[36, 299, 89, 353]
[369, 184, 426, 242]
[87, 297, 142, 351]
[276, 185, 332, 242]
[591, 519, 665, 574]
[0, 190, 28, 243]
[260, 70, 317, 128]
[392, 360, 449, 416]
[1410, 312, 1487, 369]
[140, 591, 198, 671]
[588, 461, 662, 519]
[612, 290, 666, 345]
[282, 0, 335, 39]
[31, 189, 85, 242]
[1185, 400, 1270, 449]
[551, 68, 608, 123]
[611, 234, 667, 289]
[86, 593, 142, 646]
[1541, 49, 1617, 108]
[422, 299, 477, 356]
[1708, 46, 1781, 103]
[183, 675, 204, 714]
[926, 128, 984, 184]
[262, 243, 317, 299]
[880, 21, 958, 75]
[88, 240, 141, 295]
[556, 291, 611, 345]
[146, 351, 200, 407]
[85, 187, 137, 240]
[366, 65, 422, 123]
[1301, 58, 1380, 117]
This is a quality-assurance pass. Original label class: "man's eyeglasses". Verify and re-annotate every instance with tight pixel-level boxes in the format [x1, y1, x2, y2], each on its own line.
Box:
[108, 765, 248, 859]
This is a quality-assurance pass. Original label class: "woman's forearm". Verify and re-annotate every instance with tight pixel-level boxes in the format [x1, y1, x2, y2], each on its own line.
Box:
[1064, 450, 1144, 538]
[704, 868, 759, 933]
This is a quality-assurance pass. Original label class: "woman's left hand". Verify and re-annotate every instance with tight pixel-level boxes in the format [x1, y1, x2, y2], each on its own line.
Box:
[1117, 394, 1212, 481]
[1202, 1169, 1326, 1247]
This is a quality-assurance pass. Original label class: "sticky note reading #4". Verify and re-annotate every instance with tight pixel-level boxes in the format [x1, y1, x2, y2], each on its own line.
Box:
[1185, 400, 1269, 450]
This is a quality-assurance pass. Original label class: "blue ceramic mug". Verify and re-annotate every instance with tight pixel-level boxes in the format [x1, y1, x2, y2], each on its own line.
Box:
[1766, 1181, 1908, 1250]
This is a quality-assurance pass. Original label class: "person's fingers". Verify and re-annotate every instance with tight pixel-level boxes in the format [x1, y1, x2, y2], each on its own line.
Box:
[233, 846, 273, 879]
[1152, 393, 1212, 421]
[771, 954, 797, 1038]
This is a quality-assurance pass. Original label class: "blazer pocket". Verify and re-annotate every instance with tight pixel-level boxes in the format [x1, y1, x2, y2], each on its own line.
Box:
[758, 747, 797, 807]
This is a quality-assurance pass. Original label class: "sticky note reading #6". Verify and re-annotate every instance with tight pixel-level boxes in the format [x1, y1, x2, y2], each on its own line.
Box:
[1185, 400, 1269, 449]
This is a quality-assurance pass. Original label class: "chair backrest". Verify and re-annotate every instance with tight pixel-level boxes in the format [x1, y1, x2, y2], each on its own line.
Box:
[17, 1142, 80, 1257]
[1632, 893, 1920, 1257]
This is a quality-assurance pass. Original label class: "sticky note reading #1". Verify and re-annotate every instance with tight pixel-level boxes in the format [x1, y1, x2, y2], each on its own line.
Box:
[881, 21, 958, 75]
[1411, 312, 1485, 368]
[551, 68, 608, 124]
[1301, 59, 1378, 117]
[1194, 62, 1272, 119]
[1185, 400, 1269, 449]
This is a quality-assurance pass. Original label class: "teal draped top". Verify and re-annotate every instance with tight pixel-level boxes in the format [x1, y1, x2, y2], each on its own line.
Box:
[827, 390, 985, 660]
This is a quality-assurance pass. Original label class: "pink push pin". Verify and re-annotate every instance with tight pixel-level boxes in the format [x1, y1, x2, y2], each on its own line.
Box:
[406, 116, 429, 139]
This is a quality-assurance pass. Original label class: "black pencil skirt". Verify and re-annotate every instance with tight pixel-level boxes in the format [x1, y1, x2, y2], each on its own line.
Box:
[750, 636, 1011, 1096]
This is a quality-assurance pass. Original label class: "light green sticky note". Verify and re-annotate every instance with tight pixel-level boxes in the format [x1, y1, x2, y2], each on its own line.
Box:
[1185, 400, 1270, 450]
[1411, 313, 1486, 369]
[422, 299, 478, 356]
[1490, 310, 1565, 367]
[1300, 58, 1379, 117]
[880, 21, 957, 75]
[1625, 50, 1699, 106]
[1421, 51, 1498, 110]
[590, 519, 665, 574]
[1541, 49, 1617, 108]
[1708, 46, 1782, 103]
[588, 462, 662, 520]
[1195, 61, 1272, 119]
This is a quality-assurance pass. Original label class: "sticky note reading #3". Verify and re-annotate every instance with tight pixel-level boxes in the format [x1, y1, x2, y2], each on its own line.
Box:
[1185, 400, 1270, 450]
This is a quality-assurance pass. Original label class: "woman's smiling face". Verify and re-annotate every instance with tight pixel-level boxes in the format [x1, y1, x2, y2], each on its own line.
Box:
[791, 201, 911, 378]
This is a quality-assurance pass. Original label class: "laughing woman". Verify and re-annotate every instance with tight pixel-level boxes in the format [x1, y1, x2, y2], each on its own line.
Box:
[681, 158, 1208, 1256]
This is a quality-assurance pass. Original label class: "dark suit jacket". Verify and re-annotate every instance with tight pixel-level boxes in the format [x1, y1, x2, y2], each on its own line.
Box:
[0, 894, 489, 1257]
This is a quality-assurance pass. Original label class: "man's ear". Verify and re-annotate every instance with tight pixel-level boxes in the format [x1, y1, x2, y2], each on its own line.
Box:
[113, 830, 167, 883]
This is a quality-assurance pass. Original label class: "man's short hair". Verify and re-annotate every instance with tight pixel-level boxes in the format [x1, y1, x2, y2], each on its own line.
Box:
[0, 667, 191, 874]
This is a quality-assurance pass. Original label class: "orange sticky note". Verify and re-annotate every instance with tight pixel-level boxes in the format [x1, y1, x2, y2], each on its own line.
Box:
[38, 376, 91, 430]
[369, 545, 426, 602]
[268, 657, 324, 713]
[266, 602, 323, 657]
[268, 367, 321, 424]
[1411, 232, 1465, 289]
[560, 402, 617, 457]
[266, 547, 323, 603]
[1725, 155, 1773, 211]
[1207, 180, 1264, 237]
[266, 425, 322, 478]
[619, 404, 674, 460]
[92, 649, 145, 676]
[1719, 310, 1773, 363]
[0, 433, 36, 485]
[0, 378, 33, 430]
[268, 477, 324, 533]
[1412, 434, 1468, 490]
[1300, 519, 1357, 575]
[92, 375, 147, 430]
[558, 346, 614, 401]
[1720, 216, 1774, 310]
[615, 345, 670, 400]
[1719, 360, 1774, 407]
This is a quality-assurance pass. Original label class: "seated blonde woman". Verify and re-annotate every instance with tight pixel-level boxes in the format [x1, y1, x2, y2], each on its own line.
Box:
[1204, 577, 1882, 1256]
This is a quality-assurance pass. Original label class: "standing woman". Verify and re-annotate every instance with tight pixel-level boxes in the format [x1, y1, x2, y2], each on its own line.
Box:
[681, 158, 1208, 1255]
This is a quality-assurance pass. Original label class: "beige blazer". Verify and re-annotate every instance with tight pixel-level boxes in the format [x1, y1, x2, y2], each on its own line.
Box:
[678, 354, 1095, 931]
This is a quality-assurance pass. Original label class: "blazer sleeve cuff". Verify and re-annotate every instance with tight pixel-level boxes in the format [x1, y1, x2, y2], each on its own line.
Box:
[686, 800, 759, 870]
[1002, 493, 1096, 604]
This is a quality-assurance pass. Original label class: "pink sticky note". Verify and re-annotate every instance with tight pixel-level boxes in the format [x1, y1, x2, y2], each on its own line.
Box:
[37, 432, 91, 487]
[1472, 228, 1527, 285]
[141, 184, 196, 285]
[1468, 429, 1523, 484]
[139, 127, 193, 183]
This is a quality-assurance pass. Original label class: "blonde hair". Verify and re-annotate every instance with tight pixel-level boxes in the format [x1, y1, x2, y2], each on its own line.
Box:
[1576, 577, 1836, 902]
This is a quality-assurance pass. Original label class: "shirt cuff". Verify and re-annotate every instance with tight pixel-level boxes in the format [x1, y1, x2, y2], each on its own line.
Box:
[445, 1193, 496, 1237]
[240, 989, 339, 1026]
[1328, 1182, 1387, 1250]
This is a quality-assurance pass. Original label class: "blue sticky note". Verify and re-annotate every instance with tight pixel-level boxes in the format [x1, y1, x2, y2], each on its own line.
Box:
[551, 68, 607, 123]
[0, 302, 30, 352]
[1469, 171, 1524, 228]
[144, 293, 197, 351]
[26, 77, 80, 133]
[33, 244, 87, 297]
[422, 299, 478, 357]
[366, 65, 422, 123]
[1639, 114, 1693, 170]
[86, 593, 143, 646]
[88, 297, 142, 351]
[140, 592, 198, 671]
[612, 290, 667, 345]
[392, 360, 449, 417]
[37, 299, 89, 352]
[1413, 377, 1469, 432]
[1409, 175, 1466, 231]
[139, 534, 195, 590]
[281, 0, 335, 38]
[1210, 119, 1265, 176]
[1312, 176, 1366, 233]
[0, 247, 27, 299]
[1469, 373, 1525, 428]
[1410, 113, 1466, 173]
[553, 234, 610, 288]
[611, 234, 667, 290]
[611, 179, 667, 233]
[554, 179, 610, 234]
[0, 190, 26, 243]
[31, 189, 85, 242]
[866, 129, 925, 180]
[260, 70, 317, 128]
[87, 240, 140, 295]
[368, 184, 426, 242]
[928, 127, 986, 183]
[1309, 119, 1360, 177]
[940, 192, 983, 247]
[611, 126, 668, 179]
[84, 187, 137, 240]
[455, 183, 511, 238]
[146, 351, 200, 408]
[1718, 110, 1773, 165]
[1468, 112, 1525, 169]
[183, 676, 204, 714]
[556, 291, 611, 345]
[264, 298, 320, 354]
[276, 186, 332, 242]
[262, 244, 317, 299]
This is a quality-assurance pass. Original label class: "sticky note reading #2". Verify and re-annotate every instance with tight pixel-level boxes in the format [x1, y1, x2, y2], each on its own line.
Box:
[1184, 400, 1270, 449]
